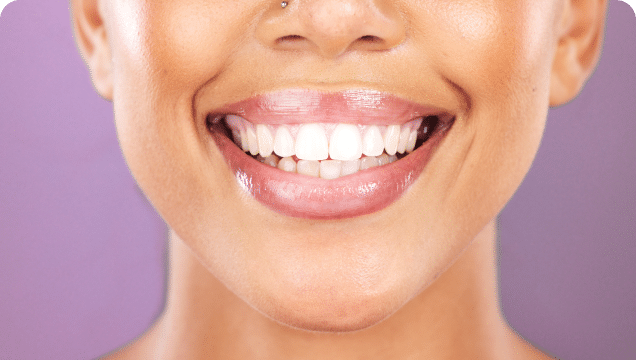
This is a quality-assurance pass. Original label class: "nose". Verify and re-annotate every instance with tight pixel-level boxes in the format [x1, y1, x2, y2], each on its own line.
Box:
[257, 0, 406, 58]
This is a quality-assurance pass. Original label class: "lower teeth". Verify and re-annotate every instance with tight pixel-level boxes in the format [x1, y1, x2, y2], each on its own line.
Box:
[254, 153, 399, 179]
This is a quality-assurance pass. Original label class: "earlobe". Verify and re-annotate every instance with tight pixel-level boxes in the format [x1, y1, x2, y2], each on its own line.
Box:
[549, 0, 608, 107]
[71, 0, 113, 101]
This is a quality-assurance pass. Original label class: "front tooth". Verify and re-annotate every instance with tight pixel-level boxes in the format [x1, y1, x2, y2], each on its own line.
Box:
[406, 130, 417, 153]
[360, 156, 379, 170]
[329, 124, 362, 161]
[362, 126, 384, 157]
[295, 124, 328, 161]
[273, 126, 295, 157]
[340, 160, 360, 176]
[257, 124, 274, 157]
[246, 124, 259, 156]
[397, 125, 410, 154]
[297, 160, 320, 177]
[320, 160, 342, 179]
[384, 125, 400, 156]
[278, 157, 297, 172]
[388, 154, 398, 163]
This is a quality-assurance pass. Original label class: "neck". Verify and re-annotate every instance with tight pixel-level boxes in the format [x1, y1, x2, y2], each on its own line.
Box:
[144, 219, 530, 359]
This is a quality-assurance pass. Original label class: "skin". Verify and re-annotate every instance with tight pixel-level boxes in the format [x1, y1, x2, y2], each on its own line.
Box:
[72, 0, 607, 358]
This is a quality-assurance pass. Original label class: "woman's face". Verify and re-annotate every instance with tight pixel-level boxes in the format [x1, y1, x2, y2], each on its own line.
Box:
[101, 0, 562, 331]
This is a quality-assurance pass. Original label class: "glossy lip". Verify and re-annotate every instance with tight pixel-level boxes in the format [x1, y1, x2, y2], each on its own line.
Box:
[209, 88, 448, 125]
[206, 89, 454, 219]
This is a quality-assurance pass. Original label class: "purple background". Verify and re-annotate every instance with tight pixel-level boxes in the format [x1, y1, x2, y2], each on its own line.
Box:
[1, 1, 634, 359]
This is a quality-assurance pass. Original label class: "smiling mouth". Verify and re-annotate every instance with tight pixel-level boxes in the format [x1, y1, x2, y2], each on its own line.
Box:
[205, 89, 455, 219]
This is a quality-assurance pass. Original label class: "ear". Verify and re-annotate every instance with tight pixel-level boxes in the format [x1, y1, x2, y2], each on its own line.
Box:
[549, 0, 608, 107]
[71, 0, 113, 101]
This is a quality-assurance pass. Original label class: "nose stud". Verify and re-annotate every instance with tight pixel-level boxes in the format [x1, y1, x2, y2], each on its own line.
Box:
[281, 1, 288, 8]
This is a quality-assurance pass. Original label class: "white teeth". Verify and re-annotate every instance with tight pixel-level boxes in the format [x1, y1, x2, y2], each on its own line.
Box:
[405, 118, 423, 154]
[256, 154, 278, 166]
[295, 124, 329, 161]
[278, 156, 296, 172]
[239, 129, 249, 152]
[231, 129, 242, 148]
[263, 154, 279, 167]
[223, 115, 434, 173]
[362, 125, 385, 157]
[225, 115, 244, 131]
[329, 124, 363, 161]
[384, 125, 400, 156]
[340, 160, 360, 176]
[225, 115, 249, 151]
[406, 130, 417, 153]
[246, 124, 259, 156]
[297, 160, 320, 177]
[397, 125, 411, 154]
[377, 153, 390, 166]
[259, 152, 394, 177]
[320, 160, 342, 179]
[273, 126, 295, 157]
[360, 156, 379, 170]
[257, 124, 274, 157]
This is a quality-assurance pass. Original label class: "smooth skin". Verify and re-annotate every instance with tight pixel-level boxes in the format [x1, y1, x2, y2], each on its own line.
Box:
[72, 0, 607, 358]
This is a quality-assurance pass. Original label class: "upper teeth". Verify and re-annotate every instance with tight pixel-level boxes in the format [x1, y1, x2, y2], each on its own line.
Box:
[225, 115, 423, 161]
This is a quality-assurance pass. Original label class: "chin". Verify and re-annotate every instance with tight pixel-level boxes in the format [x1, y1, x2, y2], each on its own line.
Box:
[259, 288, 406, 332]
[239, 252, 423, 333]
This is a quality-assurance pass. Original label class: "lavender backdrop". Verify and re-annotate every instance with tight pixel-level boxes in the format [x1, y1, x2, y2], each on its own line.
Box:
[0, 1, 634, 359]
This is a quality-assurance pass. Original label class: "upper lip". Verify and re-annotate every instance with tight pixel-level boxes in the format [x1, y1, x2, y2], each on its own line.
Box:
[208, 88, 452, 125]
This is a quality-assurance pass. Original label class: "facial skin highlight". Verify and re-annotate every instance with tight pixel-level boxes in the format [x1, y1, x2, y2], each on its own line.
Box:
[73, 0, 607, 358]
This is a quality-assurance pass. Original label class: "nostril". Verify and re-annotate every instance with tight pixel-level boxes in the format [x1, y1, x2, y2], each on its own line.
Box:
[358, 35, 381, 43]
[350, 35, 389, 52]
[277, 34, 305, 44]
[257, 0, 406, 57]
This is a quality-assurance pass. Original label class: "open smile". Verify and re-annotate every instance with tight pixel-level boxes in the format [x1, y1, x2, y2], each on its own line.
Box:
[206, 89, 455, 219]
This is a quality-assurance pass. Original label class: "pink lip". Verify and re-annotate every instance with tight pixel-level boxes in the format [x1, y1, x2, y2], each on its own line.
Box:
[208, 89, 453, 219]
[212, 89, 446, 125]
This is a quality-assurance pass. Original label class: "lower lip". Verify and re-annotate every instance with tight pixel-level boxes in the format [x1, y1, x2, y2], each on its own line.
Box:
[210, 127, 447, 220]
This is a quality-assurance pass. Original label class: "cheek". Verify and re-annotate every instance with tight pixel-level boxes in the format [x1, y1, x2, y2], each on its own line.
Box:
[403, 0, 559, 241]
[425, 0, 557, 100]
[108, 0, 257, 99]
[106, 1, 244, 241]
[146, 3, 234, 83]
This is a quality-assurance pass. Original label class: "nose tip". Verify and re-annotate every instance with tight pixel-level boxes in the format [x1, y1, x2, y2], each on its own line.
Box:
[299, 0, 405, 56]
[258, 0, 406, 58]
